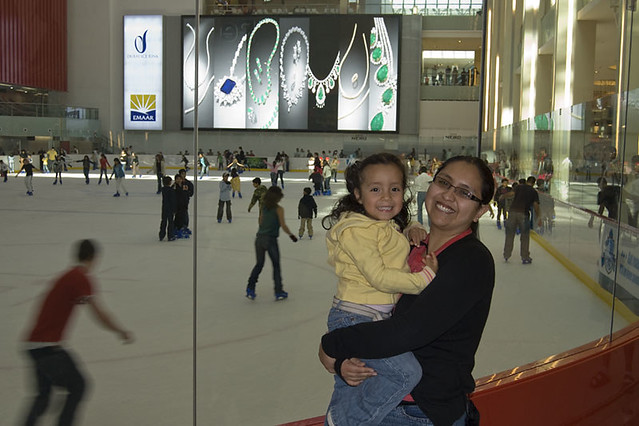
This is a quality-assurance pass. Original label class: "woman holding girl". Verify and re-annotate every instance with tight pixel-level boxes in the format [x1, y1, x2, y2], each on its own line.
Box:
[319, 155, 496, 426]
[320, 153, 438, 425]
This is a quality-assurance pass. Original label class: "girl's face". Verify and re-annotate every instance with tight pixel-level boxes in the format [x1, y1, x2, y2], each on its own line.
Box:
[426, 161, 489, 234]
[354, 163, 405, 221]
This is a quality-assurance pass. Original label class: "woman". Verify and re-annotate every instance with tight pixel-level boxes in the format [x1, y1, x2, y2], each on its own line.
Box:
[269, 155, 282, 187]
[149, 153, 165, 193]
[319, 156, 495, 426]
[245, 186, 298, 301]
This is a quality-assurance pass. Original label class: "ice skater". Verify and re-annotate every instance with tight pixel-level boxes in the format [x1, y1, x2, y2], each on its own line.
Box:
[52, 156, 63, 185]
[15, 159, 39, 195]
[245, 186, 298, 301]
[75, 155, 96, 184]
[217, 172, 232, 223]
[22, 239, 133, 426]
[298, 187, 317, 239]
[98, 154, 111, 185]
[110, 158, 128, 197]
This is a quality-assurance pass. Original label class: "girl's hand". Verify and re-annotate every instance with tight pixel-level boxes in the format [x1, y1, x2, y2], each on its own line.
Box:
[422, 253, 438, 274]
[405, 224, 427, 246]
[340, 358, 377, 386]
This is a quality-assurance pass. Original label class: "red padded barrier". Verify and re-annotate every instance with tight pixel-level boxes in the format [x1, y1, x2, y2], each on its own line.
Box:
[280, 322, 639, 425]
[472, 322, 639, 425]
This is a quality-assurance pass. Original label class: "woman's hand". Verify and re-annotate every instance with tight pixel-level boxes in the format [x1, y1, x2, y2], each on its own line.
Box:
[319, 343, 336, 374]
[340, 358, 377, 386]
[405, 223, 427, 246]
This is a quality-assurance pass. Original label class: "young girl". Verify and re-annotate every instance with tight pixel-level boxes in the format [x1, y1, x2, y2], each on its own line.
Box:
[269, 156, 282, 187]
[52, 156, 63, 185]
[245, 186, 297, 301]
[217, 172, 232, 223]
[321, 152, 438, 426]
[98, 154, 111, 185]
[322, 159, 332, 193]
[76, 155, 95, 184]
[110, 158, 128, 197]
[15, 159, 39, 195]
[131, 152, 140, 177]
[230, 168, 242, 198]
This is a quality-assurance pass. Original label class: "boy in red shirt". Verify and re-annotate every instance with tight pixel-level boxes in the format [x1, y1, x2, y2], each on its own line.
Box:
[23, 239, 133, 426]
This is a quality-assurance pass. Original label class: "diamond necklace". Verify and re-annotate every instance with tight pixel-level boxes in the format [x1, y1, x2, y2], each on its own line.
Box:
[246, 18, 280, 106]
[279, 26, 309, 113]
[183, 23, 216, 115]
[306, 50, 341, 109]
[369, 17, 397, 131]
[215, 34, 248, 107]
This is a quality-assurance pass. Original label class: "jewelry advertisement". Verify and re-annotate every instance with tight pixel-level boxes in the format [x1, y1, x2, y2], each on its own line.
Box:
[181, 15, 399, 132]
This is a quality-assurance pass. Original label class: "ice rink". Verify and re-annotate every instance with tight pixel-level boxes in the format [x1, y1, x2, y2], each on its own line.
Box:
[0, 169, 629, 425]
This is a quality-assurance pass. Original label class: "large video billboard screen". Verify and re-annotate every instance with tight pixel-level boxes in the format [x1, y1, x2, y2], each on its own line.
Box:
[182, 15, 400, 132]
[124, 15, 163, 130]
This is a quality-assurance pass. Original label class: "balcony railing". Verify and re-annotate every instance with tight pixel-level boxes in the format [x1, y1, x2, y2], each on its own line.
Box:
[0, 102, 99, 120]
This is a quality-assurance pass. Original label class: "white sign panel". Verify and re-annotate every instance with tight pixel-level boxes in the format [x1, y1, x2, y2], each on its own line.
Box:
[599, 221, 639, 300]
[124, 15, 163, 130]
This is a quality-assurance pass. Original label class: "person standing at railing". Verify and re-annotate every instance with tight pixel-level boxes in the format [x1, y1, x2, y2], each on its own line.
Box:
[502, 176, 542, 264]
[588, 177, 621, 228]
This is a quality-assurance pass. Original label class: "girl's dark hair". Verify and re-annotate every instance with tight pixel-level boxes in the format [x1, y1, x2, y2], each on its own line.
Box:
[263, 186, 283, 210]
[433, 155, 496, 236]
[322, 152, 412, 231]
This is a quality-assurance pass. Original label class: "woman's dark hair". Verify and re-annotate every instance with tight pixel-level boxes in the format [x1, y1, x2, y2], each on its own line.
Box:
[263, 186, 283, 210]
[322, 152, 412, 231]
[77, 239, 98, 262]
[433, 156, 495, 235]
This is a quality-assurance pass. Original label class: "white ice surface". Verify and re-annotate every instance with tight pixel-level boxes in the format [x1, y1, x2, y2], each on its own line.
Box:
[0, 170, 628, 425]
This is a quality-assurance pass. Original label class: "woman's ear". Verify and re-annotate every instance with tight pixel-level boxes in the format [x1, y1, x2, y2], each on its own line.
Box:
[473, 204, 491, 222]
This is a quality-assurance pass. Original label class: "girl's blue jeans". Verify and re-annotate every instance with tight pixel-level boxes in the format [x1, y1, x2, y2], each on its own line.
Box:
[324, 306, 422, 426]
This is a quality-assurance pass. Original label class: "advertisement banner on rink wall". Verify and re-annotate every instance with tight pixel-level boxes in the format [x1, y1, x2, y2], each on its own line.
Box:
[599, 221, 639, 300]
[124, 15, 163, 130]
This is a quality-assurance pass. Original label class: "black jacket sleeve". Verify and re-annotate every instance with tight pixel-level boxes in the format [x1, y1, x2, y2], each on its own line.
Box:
[322, 237, 494, 360]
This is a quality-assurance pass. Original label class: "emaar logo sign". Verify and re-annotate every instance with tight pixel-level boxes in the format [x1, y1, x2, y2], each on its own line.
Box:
[124, 15, 163, 130]
[130, 95, 157, 122]
[135, 30, 148, 53]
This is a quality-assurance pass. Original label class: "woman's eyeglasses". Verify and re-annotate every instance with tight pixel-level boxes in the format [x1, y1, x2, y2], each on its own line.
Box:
[431, 176, 483, 203]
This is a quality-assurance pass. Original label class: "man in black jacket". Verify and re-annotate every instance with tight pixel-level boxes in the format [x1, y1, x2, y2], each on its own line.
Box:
[502, 176, 542, 264]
